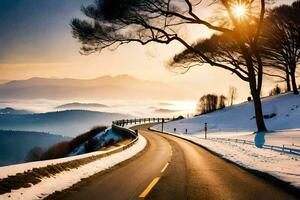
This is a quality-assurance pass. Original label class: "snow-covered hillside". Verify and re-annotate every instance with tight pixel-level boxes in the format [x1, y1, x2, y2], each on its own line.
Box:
[69, 128, 126, 156]
[156, 92, 300, 134]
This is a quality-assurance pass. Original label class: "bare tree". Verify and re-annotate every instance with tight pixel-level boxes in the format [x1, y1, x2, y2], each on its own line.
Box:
[228, 86, 237, 106]
[71, 0, 269, 132]
[218, 95, 227, 109]
[269, 84, 281, 96]
[261, 1, 300, 95]
[171, 30, 267, 131]
[196, 94, 227, 114]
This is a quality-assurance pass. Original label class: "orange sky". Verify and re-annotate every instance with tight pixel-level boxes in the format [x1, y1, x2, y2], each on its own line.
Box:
[0, 0, 295, 101]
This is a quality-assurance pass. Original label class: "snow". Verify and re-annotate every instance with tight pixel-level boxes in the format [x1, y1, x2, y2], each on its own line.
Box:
[0, 151, 101, 179]
[0, 135, 146, 200]
[237, 130, 300, 147]
[151, 93, 300, 189]
[155, 93, 300, 134]
[69, 128, 124, 156]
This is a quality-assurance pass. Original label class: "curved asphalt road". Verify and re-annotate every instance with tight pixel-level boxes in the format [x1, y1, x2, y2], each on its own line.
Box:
[49, 124, 298, 200]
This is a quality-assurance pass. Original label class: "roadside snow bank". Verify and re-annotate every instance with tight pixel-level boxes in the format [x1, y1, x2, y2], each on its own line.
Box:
[0, 148, 109, 180]
[236, 130, 300, 147]
[0, 135, 146, 200]
[153, 130, 300, 190]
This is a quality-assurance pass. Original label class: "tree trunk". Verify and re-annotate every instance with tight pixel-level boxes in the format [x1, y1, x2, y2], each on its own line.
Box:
[290, 70, 299, 95]
[250, 51, 267, 132]
[251, 89, 267, 132]
[285, 67, 291, 92]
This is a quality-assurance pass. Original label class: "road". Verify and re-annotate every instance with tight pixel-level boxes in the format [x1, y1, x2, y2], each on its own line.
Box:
[48, 124, 298, 200]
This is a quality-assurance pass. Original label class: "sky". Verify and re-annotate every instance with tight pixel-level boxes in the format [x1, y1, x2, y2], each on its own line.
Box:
[0, 0, 295, 101]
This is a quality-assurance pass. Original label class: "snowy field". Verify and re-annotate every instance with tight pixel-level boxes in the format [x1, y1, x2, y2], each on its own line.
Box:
[151, 93, 300, 189]
[0, 135, 146, 200]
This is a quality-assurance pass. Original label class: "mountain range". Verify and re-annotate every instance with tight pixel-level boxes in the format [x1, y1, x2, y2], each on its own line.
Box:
[0, 110, 130, 136]
[0, 74, 195, 100]
[56, 102, 108, 110]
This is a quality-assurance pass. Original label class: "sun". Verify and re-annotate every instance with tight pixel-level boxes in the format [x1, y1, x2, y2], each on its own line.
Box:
[232, 3, 247, 19]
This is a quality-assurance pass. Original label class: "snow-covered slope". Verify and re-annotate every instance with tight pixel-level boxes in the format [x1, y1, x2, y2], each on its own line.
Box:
[156, 92, 300, 134]
[69, 128, 125, 156]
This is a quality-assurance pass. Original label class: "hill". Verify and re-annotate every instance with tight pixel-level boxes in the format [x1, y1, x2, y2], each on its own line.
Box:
[0, 110, 130, 137]
[56, 102, 108, 110]
[0, 130, 69, 166]
[0, 107, 33, 115]
[0, 80, 9, 85]
[158, 92, 300, 133]
[0, 74, 195, 100]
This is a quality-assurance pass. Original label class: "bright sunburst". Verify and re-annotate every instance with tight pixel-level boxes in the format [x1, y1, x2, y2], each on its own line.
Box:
[232, 3, 247, 19]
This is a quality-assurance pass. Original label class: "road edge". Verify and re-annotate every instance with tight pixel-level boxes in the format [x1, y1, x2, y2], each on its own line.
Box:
[148, 127, 300, 198]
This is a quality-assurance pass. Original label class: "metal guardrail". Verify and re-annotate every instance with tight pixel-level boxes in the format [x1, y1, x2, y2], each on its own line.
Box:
[112, 117, 172, 127]
[113, 118, 300, 156]
[207, 137, 300, 156]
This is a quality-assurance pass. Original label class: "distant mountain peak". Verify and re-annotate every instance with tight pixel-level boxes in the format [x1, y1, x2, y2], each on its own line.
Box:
[28, 77, 47, 81]
[115, 74, 137, 80]
[92, 74, 139, 81]
[0, 73, 195, 100]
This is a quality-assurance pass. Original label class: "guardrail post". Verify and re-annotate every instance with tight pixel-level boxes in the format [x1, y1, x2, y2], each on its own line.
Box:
[161, 118, 165, 133]
[204, 123, 207, 139]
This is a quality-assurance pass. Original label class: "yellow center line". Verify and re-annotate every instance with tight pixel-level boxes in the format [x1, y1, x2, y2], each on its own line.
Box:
[161, 162, 169, 173]
[139, 177, 160, 198]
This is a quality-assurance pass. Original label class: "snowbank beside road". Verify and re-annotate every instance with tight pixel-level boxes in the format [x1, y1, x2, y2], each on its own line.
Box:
[0, 135, 146, 200]
[152, 130, 300, 190]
